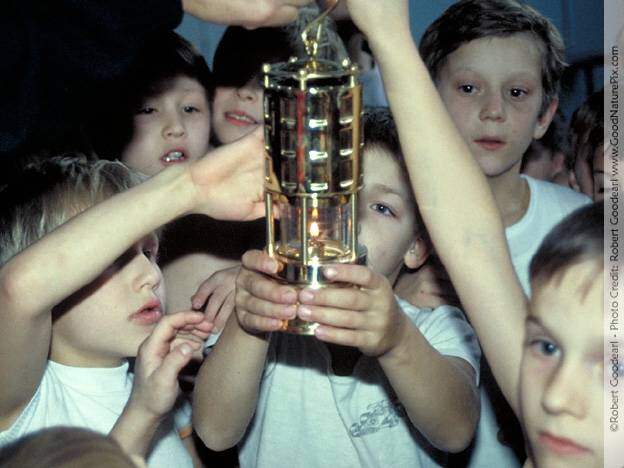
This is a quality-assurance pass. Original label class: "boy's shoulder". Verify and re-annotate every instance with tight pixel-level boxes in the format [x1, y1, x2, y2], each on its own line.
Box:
[0, 360, 131, 446]
[524, 175, 592, 213]
[395, 297, 475, 346]
[396, 296, 467, 326]
[395, 297, 481, 382]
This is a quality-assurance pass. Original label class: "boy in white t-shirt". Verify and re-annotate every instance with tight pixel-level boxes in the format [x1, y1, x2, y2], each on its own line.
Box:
[193, 108, 481, 467]
[413, 2, 590, 466]
[0, 132, 265, 466]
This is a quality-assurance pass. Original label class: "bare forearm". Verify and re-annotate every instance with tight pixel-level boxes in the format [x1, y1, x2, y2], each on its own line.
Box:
[378, 323, 479, 452]
[365, 20, 525, 412]
[193, 314, 269, 450]
[0, 165, 194, 316]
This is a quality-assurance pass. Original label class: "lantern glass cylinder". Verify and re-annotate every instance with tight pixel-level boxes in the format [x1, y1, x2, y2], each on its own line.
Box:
[277, 196, 353, 262]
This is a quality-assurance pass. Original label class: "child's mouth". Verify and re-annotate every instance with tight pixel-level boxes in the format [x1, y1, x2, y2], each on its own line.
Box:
[474, 138, 505, 151]
[224, 111, 258, 127]
[161, 150, 187, 164]
[129, 301, 162, 325]
[538, 432, 590, 456]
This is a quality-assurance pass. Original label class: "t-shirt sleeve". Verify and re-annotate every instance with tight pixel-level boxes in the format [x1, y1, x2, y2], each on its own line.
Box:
[397, 297, 481, 384]
[202, 330, 222, 356]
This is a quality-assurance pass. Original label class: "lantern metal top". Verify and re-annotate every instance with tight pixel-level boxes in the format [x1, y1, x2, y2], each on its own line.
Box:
[262, 57, 358, 91]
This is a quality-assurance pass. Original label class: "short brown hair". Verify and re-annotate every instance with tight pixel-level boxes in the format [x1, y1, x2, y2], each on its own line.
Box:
[419, 0, 566, 115]
[362, 107, 424, 235]
[529, 202, 603, 287]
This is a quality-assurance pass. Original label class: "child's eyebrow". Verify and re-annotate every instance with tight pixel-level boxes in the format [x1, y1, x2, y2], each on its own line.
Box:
[368, 182, 405, 198]
[179, 86, 206, 95]
[525, 315, 549, 331]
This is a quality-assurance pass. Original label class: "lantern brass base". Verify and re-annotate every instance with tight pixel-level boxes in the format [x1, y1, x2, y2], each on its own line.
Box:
[268, 248, 367, 335]
[279, 313, 320, 335]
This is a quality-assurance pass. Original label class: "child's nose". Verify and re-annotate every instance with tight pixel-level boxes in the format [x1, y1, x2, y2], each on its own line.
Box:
[479, 91, 506, 122]
[236, 86, 260, 102]
[162, 113, 186, 138]
[541, 361, 587, 419]
[134, 255, 163, 292]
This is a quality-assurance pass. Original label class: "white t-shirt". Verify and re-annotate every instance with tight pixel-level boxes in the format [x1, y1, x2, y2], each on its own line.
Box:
[0, 360, 193, 468]
[506, 176, 591, 295]
[237, 298, 481, 468]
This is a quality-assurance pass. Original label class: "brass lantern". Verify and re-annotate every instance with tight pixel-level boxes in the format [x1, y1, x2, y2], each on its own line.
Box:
[262, 6, 366, 334]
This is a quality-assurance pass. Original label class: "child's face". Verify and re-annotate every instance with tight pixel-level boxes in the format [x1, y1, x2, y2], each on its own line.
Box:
[51, 234, 166, 367]
[436, 33, 555, 179]
[358, 146, 418, 283]
[211, 79, 263, 145]
[121, 76, 211, 176]
[520, 260, 603, 468]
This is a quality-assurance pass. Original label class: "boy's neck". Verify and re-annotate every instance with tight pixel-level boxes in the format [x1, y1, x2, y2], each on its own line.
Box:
[50, 345, 126, 368]
[486, 165, 530, 228]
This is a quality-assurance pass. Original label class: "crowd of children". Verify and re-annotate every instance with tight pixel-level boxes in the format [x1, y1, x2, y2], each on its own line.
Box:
[0, 0, 609, 467]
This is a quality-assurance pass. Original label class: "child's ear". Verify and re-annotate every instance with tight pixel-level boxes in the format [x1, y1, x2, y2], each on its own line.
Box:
[533, 98, 559, 140]
[404, 237, 430, 270]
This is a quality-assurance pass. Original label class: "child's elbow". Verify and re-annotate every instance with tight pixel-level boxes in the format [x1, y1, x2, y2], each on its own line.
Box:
[440, 420, 478, 453]
[0, 263, 34, 314]
[435, 402, 480, 453]
[193, 417, 242, 452]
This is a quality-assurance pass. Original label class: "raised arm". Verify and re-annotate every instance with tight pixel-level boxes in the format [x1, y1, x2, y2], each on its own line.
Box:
[345, 0, 527, 412]
[0, 131, 265, 429]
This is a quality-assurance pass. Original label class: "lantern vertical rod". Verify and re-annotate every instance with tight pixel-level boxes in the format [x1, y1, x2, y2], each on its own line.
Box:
[301, 196, 309, 265]
[265, 192, 275, 256]
[350, 192, 358, 259]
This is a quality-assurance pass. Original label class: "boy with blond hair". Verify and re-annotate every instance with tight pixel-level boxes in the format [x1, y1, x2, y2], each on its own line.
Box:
[0, 132, 265, 466]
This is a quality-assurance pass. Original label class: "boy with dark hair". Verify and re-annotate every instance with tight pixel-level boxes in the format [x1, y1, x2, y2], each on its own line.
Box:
[194, 107, 482, 468]
[91, 31, 215, 172]
[210, 26, 296, 146]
